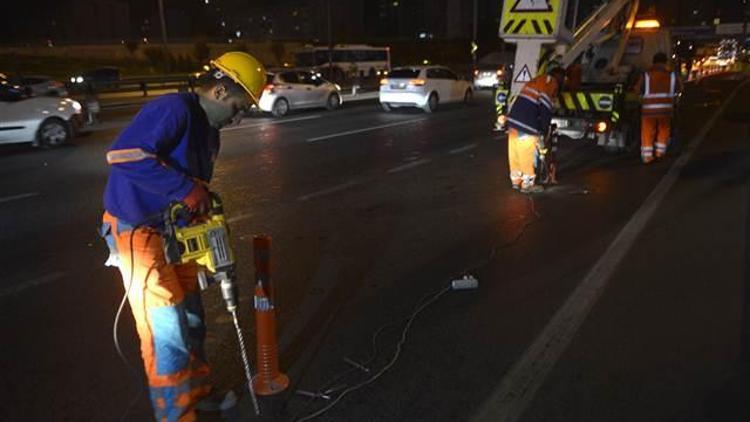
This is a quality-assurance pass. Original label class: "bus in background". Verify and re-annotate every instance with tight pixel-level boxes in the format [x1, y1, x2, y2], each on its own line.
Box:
[294, 44, 391, 82]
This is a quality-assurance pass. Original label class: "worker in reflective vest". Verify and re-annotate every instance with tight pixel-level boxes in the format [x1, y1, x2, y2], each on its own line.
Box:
[635, 53, 682, 164]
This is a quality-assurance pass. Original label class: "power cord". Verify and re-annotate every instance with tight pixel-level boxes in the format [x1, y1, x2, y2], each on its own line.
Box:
[113, 223, 147, 422]
[295, 285, 452, 422]
[293, 196, 541, 421]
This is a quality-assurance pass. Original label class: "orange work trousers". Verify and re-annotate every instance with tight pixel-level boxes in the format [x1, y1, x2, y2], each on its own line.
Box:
[101, 212, 211, 422]
[508, 128, 540, 188]
[641, 115, 671, 163]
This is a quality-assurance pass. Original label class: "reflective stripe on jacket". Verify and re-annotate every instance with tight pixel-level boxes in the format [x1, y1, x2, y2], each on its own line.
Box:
[507, 75, 559, 136]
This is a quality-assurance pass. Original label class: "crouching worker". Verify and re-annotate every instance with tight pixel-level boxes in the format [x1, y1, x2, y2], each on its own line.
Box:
[506, 65, 565, 193]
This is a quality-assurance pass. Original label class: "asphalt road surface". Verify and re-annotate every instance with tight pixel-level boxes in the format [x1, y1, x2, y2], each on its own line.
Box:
[1, 76, 749, 421]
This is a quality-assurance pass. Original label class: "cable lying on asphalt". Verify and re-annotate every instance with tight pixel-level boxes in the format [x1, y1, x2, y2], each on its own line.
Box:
[293, 197, 541, 421]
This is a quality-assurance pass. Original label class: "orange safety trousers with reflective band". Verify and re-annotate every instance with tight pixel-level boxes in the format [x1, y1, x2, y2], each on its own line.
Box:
[508, 128, 539, 188]
[102, 212, 211, 422]
[641, 115, 671, 162]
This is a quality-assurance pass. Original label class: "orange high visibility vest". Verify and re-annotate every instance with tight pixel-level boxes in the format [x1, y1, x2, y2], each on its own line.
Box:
[642, 67, 677, 116]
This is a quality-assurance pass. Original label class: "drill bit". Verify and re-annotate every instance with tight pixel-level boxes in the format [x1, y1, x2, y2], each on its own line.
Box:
[231, 310, 261, 416]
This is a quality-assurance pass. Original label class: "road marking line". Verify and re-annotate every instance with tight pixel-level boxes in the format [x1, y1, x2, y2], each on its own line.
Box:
[306, 118, 427, 143]
[0, 272, 66, 300]
[222, 114, 323, 131]
[387, 158, 432, 174]
[471, 79, 750, 422]
[298, 181, 359, 202]
[449, 143, 478, 155]
[0, 192, 40, 204]
[227, 213, 253, 224]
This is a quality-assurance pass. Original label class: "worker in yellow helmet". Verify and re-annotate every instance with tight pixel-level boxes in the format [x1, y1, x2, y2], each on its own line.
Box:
[100, 52, 265, 421]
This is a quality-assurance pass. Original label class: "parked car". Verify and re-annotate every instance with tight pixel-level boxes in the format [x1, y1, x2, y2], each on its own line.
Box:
[257, 69, 342, 117]
[0, 84, 83, 147]
[379, 66, 473, 113]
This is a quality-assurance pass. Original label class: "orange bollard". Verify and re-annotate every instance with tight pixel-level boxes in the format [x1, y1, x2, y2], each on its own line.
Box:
[251, 235, 290, 396]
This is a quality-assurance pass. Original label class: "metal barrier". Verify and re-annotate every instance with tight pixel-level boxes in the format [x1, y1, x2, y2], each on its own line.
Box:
[67, 75, 196, 97]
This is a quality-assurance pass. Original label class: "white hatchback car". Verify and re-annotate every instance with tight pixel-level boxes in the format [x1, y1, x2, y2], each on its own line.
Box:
[379, 66, 473, 113]
[258, 70, 342, 117]
[0, 84, 83, 147]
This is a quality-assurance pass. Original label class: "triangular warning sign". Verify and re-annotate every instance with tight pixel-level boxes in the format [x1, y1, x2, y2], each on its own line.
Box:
[514, 65, 533, 83]
[511, 0, 552, 13]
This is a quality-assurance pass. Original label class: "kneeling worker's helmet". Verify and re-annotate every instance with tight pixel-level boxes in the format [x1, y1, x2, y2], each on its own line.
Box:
[210, 52, 267, 105]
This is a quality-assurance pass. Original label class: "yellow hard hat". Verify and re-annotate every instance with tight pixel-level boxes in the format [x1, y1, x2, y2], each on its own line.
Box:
[210, 51, 266, 104]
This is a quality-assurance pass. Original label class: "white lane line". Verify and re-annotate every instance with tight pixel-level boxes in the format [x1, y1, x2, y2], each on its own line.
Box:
[387, 158, 432, 174]
[0, 192, 40, 204]
[222, 114, 323, 132]
[0, 272, 66, 300]
[471, 80, 750, 422]
[449, 143, 478, 155]
[227, 213, 253, 224]
[298, 181, 359, 202]
[306, 118, 427, 143]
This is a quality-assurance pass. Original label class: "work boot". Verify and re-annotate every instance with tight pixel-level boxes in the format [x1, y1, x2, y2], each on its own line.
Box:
[520, 185, 544, 194]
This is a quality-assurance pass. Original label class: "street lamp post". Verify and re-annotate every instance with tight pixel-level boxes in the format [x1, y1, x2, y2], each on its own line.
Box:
[472, 0, 478, 67]
[157, 0, 168, 45]
[327, 0, 333, 79]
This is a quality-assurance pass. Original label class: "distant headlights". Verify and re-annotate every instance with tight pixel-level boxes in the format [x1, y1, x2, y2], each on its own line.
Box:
[70, 76, 84, 84]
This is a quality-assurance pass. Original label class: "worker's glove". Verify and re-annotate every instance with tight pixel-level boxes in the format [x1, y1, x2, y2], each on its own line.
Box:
[182, 182, 211, 216]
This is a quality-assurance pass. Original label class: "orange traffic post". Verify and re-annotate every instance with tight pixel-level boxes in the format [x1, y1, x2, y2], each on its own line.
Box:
[251, 235, 290, 396]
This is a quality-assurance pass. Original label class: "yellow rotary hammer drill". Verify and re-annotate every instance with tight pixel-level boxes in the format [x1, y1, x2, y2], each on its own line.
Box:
[162, 192, 238, 312]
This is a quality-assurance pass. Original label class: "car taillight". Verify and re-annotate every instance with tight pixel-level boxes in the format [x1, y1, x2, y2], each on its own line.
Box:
[380, 78, 389, 85]
[409, 79, 426, 86]
[263, 84, 275, 94]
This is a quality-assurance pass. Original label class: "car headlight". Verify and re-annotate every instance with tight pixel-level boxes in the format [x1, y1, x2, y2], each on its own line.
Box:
[334, 84, 341, 91]
[70, 77, 76, 83]
[76, 76, 84, 84]
[71, 100, 82, 113]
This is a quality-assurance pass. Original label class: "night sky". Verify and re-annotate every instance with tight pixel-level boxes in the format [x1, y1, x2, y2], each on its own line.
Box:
[1, 0, 747, 44]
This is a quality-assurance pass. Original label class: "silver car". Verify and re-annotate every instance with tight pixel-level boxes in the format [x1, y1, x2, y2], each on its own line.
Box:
[0, 84, 83, 147]
[257, 70, 342, 117]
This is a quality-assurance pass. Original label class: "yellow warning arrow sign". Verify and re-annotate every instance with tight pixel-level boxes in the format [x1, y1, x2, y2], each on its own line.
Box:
[500, 0, 565, 39]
